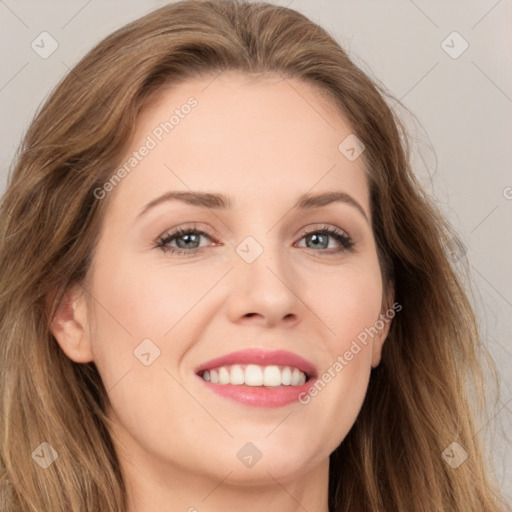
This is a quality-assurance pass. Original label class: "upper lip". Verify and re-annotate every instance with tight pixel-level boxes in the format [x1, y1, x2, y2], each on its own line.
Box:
[194, 348, 318, 379]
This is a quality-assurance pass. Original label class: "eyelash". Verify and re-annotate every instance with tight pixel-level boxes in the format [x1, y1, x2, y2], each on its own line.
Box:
[155, 224, 355, 257]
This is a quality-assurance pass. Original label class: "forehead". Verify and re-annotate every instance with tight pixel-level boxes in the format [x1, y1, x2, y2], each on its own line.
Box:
[107, 71, 369, 215]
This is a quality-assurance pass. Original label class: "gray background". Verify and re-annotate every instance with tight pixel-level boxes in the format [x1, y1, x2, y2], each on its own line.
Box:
[1, 0, 510, 501]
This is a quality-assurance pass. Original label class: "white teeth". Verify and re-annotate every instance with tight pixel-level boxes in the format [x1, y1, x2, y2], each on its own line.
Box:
[230, 364, 245, 385]
[263, 365, 281, 386]
[200, 364, 308, 387]
[219, 367, 230, 385]
[291, 367, 306, 385]
[245, 364, 263, 386]
[281, 366, 292, 385]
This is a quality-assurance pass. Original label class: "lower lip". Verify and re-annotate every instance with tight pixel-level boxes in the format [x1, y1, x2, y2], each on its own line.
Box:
[196, 375, 316, 408]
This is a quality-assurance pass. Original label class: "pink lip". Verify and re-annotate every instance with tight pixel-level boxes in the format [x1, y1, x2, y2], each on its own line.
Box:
[197, 379, 317, 407]
[194, 348, 318, 378]
[194, 348, 318, 408]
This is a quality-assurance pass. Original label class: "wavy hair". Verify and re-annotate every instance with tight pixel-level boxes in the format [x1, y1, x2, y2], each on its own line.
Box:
[0, 1, 508, 510]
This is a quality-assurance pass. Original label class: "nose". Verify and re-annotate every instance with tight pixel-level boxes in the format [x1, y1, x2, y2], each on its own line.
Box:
[225, 238, 301, 328]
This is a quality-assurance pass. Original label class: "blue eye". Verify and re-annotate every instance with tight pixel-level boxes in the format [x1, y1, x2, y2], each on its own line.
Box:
[156, 226, 214, 256]
[156, 224, 355, 256]
[297, 226, 355, 253]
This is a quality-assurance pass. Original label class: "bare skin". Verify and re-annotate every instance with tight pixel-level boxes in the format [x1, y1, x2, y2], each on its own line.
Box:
[51, 71, 392, 511]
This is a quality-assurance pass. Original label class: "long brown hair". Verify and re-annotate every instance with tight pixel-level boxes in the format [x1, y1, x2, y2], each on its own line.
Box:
[0, 1, 508, 510]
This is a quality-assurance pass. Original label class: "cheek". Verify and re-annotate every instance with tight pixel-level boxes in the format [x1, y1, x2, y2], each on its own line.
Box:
[85, 249, 225, 398]
[88, 254, 212, 344]
[85, 255, 219, 464]
[294, 257, 383, 444]
[307, 258, 384, 352]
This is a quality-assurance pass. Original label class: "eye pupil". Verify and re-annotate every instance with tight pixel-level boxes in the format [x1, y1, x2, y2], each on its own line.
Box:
[176, 233, 200, 249]
[307, 233, 328, 249]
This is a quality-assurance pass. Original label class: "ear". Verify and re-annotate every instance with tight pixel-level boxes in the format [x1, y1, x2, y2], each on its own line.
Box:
[371, 283, 396, 368]
[370, 319, 391, 368]
[49, 283, 94, 363]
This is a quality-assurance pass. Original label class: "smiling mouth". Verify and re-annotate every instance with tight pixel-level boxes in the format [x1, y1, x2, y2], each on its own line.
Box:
[197, 363, 309, 387]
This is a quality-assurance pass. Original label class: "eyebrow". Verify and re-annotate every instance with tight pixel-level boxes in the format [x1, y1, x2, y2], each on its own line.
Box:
[136, 190, 369, 222]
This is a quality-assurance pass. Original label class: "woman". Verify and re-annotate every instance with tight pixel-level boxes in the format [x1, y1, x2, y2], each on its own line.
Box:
[0, 1, 508, 511]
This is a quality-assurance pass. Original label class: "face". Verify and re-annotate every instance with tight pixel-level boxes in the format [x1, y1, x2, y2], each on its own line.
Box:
[54, 71, 391, 487]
